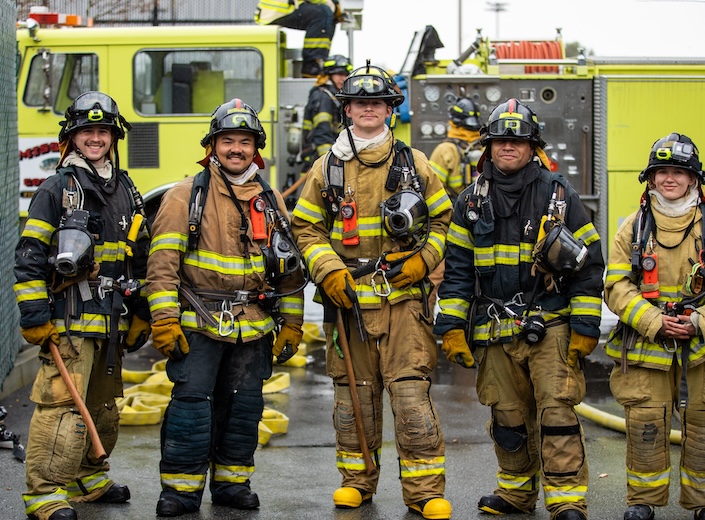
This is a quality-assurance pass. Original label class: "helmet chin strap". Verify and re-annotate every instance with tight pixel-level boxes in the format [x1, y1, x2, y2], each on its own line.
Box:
[345, 124, 394, 168]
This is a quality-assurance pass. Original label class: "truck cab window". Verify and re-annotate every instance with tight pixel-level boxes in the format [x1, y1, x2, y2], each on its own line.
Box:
[22, 52, 98, 113]
[133, 49, 264, 115]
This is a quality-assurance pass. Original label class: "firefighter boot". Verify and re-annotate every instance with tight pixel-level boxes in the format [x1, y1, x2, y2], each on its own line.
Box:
[156, 496, 188, 517]
[696, 508, 705, 520]
[556, 510, 587, 520]
[333, 487, 373, 508]
[28, 508, 77, 520]
[408, 497, 452, 519]
[477, 494, 527, 514]
[624, 504, 654, 520]
[227, 488, 259, 510]
[95, 483, 131, 503]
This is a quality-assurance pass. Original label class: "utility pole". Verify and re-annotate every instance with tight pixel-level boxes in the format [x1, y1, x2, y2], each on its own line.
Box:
[485, 1, 508, 39]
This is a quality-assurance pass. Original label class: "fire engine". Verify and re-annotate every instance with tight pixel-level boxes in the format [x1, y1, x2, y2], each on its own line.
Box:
[16, 9, 705, 249]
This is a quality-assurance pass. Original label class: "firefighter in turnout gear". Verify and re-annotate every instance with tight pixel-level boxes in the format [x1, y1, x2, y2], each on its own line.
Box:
[146, 98, 305, 517]
[434, 99, 604, 520]
[291, 61, 454, 520]
[14, 91, 149, 520]
[427, 97, 483, 310]
[254, 0, 344, 77]
[605, 133, 705, 520]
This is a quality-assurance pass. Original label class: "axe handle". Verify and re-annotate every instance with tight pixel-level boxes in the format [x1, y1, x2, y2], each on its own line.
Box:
[336, 310, 375, 475]
[48, 342, 107, 461]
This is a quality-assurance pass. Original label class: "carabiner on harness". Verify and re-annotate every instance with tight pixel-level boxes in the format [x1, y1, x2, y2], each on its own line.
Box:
[218, 300, 235, 337]
[371, 258, 392, 297]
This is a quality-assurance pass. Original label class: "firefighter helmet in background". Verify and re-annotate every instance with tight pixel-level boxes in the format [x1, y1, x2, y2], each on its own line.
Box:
[200, 98, 267, 149]
[449, 97, 481, 130]
[59, 91, 130, 142]
[323, 54, 353, 76]
[336, 60, 405, 108]
[638, 132, 703, 183]
[480, 98, 546, 148]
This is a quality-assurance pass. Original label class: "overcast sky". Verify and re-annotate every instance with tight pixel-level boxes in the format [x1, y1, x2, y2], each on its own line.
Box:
[283, 0, 705, 72]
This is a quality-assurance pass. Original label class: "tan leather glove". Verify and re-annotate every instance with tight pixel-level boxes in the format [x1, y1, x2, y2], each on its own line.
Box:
[441, 329, 475, 368]
[125, 316, 151, 353]
[21, 322, 60, 352]
[567, 330, 599, 368]
[385, 252, 428, 289]
[320, 269, 356, 309]
[273, 323, 303, 364]
[151, 317, 189, 360]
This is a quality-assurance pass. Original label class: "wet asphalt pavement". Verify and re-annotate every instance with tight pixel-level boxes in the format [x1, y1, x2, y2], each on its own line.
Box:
[0, 300, 698, 520]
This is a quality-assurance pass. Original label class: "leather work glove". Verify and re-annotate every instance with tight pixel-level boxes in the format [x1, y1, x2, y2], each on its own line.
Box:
[320, 269, 356, 309]
[441, 329, 475, 368]
[273, 323, 303, 364]
[385, 252, 428, 289]
[21, 322, 60, 353]
[125, 316, 151, 353]
[151, 317, 189, 360]
[567, 330, 599, 368]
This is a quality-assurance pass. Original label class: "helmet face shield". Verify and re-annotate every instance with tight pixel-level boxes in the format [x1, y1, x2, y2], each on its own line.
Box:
[71, 92, 119, 116]
[60, 91, 125, 141]
[449, 98, 481, 130]
[336, 62, 405, 107]
[201, 98, 266, 149]
[323, 55, 352, 76]
[345, 75, 390, 96]
[486, 118, 535, 140]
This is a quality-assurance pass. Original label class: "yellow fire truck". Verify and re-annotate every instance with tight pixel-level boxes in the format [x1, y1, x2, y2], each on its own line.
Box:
[394, 27, 705, 249]
[16, 8, 315, 221]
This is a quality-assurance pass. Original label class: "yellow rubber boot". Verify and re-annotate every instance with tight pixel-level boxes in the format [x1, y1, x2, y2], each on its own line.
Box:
[332, 487, 373, 508]
[408, 497, 452, 519]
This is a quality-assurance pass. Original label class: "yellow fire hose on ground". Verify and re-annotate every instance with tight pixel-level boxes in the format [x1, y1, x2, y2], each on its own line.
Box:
[575, 402, 682, 445]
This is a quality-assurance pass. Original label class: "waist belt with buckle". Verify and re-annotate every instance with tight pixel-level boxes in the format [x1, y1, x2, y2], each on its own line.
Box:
[180, 285, 259, 334]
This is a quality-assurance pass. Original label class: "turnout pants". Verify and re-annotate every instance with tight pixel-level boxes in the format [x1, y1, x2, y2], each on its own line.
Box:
[475, 325, 589, 520]
[324, 298, 446, 506]
[23, 337, 123, 520]
[158, 332, 272, 512]
[274, 2, 335, 67]
[610, 358, 705, 512]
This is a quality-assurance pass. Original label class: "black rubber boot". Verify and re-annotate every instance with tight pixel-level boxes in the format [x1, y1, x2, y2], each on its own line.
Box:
[96, 483, 130, 503]
[477, 494, 525, 514]
[624, 504, 655, 520]
[696, 508, 705, 520]
[228, 488, 259, 510]
[556, 509, 587, 520]
[156, 496, 188, 517]
[28, 509, 77, 520]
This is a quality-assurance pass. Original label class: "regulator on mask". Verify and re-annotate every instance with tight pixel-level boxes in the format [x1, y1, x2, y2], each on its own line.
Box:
[260, 230, 302, 285]
[381, 189, 429, 245]
[49, 209, 95, 277]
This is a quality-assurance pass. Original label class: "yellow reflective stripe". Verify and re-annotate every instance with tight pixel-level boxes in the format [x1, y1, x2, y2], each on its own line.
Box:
[331, 216, 382, 240]
[336, 449, 380, 471]
[161, 472, 207, 492]
[148, 290, 179, 313]
[316, 143, 332, 156]
[183, 251, 266, 276]
[474, 246, 495, 266]
[430, 161, 450, 184]
[303, 243, 338, 271]
[605, 337, 678, 367]
[150, 232, 188, 254]
[438, 298, 470, 320]
[574, 222, 599, 246]
[95, 240, 126, 263]
[66, 471, 110, 497]
[212, 463, 254, 483]
[353, 283, 423, 307]
[570, 296, 602, 318]
[623, 294, 656, 326]
[447, 222, 473, 249]
[22, 217, 54, 244]
[54, 314, 128, 335]
[23, 489, 69, 514]
[497, 471, 538, 491]
[681, 465, 705, 488]
[14, 280, 49, 303]
[399, 457, 445, 478]
[627, 467, 670, 488]
[543, 484, 588, 505]
[302, 120, 313, 132]
[606, 262, 635, 284]
[293, 197, 327, 224]
[428, 230, 446, 258]
[494, 244, 520, 265]
[304, 37, 332, 50]
[427, 187, 452, 217]
[520, 242, 533, 263]
[279, 295, 304, 316]
[180, 310, 276, 340]
[313, 112, 333, 126]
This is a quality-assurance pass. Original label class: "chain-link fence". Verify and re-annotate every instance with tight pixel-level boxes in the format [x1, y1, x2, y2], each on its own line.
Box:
[1, 0, 21, 389]
[17, 0, 260, 25]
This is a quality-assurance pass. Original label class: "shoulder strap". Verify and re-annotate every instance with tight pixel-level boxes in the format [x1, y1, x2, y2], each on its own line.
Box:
[187, 169, 211, 251]
[321, 151, 345, 217]
[57, 166, 82, 211]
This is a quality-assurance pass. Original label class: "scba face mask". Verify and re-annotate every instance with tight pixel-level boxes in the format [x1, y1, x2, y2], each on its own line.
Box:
[534, 221, 587, 274]
[381, 189, 429, 242]
[49, 209, 95, 277]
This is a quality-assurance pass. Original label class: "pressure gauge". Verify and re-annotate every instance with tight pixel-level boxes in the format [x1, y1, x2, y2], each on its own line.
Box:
[420, 122, 433, 136]
[424, 85, 441, 103]
[433, 122, 447, 136]
[486, 86, 501, 103]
